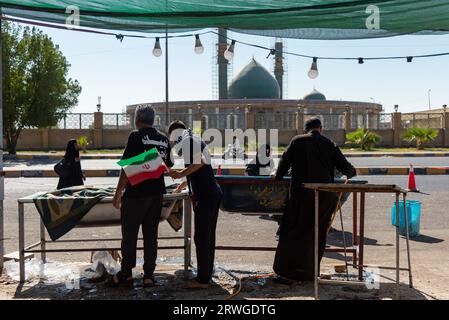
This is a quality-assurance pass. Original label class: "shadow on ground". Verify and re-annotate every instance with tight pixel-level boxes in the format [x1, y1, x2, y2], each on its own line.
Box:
[6, 265, 431, 300]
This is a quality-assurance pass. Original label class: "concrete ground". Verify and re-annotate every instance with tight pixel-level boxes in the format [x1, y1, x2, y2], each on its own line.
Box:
[4, 156, 449, 171]
[1, 175, 448, 299]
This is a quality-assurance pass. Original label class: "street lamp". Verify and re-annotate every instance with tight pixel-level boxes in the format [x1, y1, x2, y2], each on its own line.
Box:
[96, 96, 101, 112]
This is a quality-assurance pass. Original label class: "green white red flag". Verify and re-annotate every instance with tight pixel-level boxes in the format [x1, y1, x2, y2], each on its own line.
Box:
[117, 148, 167, 186]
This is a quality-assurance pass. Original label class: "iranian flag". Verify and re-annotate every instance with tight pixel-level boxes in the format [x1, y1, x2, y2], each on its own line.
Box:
[117, 148, 167, 186]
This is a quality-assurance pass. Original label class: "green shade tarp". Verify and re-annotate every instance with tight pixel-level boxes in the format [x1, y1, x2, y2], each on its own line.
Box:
[1, 0, 449, 39]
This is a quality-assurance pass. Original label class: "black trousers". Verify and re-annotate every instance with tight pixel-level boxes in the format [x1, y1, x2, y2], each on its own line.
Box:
[193, 193, 222, 284]
[120, 195, 162, 276]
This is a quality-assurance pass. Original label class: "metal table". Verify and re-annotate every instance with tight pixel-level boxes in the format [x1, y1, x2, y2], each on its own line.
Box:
[17, 191, 192, 283]
[303, 183, 413, 300]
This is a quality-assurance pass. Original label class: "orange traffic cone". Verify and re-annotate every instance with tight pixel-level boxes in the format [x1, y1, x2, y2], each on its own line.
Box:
[408, 164, 418, 192]
[216, 164, 222, 176]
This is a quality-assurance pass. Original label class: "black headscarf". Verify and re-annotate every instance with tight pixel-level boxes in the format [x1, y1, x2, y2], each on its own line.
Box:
[64, 139, 79, 163]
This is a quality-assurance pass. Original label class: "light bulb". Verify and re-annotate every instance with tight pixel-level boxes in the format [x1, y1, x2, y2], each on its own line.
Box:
[224, 40, 235, 60]
[152, 37, 162, 57]
[194, 34, 204, 54]
[308, 57, 318, 79]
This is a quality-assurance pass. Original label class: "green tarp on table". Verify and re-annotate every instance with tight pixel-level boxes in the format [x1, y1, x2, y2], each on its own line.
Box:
[1, 0, 449, 39]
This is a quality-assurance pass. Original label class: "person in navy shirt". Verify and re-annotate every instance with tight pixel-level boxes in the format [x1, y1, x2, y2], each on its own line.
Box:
[168, 120, 222, 289]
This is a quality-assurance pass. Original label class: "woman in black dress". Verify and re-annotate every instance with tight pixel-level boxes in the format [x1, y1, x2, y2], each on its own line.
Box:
[57, 139, 84, 189]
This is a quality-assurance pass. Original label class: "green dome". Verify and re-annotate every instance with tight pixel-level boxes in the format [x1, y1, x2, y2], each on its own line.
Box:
[228, 58, 280, 99]
[304, 88, 326, 100]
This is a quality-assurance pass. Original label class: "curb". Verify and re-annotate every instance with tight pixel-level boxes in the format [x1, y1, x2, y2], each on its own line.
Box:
[344, 152, 449, 158]
[5, 152, 449, 161]
[4, 154, 121, 161]
[4, 167, 449, 178]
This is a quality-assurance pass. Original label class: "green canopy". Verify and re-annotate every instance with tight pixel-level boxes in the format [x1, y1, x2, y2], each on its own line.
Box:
[1, 0, 449, 39]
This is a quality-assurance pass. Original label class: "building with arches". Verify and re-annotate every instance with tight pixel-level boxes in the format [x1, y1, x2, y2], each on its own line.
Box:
[127, 58, 382, 134]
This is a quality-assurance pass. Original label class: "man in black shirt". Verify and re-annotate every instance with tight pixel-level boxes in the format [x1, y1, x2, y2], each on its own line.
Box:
[111, 105, 173, 287]
[273, 117, 356, 283]
[167, 120, 222, 290]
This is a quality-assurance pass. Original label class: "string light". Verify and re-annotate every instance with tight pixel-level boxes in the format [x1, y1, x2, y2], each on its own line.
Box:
[308, 57, 318, 79]
[152, 37, 162, 57]
[224, 40, 236, 61]
[194, 34, 204, 54]
[4, 16, 449, 66]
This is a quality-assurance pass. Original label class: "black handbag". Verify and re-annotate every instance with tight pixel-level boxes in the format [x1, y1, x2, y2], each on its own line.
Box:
[54, 158, 70, 178]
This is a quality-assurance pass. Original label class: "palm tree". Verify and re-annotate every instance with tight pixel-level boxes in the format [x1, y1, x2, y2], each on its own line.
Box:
[403, 127, 439, 150]
[345, 128, 381, 151]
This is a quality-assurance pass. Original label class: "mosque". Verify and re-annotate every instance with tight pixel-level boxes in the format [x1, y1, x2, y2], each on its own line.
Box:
[127, 34, 382, 131]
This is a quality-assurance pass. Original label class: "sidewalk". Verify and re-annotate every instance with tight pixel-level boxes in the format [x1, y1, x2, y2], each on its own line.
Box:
[4, 166, 449, 178]
[4, 151, 449, 161]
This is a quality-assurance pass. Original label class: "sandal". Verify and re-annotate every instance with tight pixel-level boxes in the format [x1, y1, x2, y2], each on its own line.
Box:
[106, 271, 133, 287]
[143, 274, 156, 288]
[183, 279, 209, 290]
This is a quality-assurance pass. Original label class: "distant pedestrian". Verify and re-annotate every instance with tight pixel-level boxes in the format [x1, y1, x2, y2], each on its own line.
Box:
[56, 139, 84, 189]
[245, 144, 274, 176]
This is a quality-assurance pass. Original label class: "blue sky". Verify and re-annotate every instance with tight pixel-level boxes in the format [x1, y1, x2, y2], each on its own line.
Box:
[34, 25, 449, 114]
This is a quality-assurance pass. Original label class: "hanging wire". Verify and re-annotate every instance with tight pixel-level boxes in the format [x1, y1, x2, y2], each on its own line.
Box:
[3, 15, 449, 62]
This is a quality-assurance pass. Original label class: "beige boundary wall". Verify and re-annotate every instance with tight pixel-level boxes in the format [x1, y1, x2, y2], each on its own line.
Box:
[9, 111, 449, 150]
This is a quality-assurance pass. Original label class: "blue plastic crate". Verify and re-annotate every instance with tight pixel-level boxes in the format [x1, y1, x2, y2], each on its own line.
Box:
[391, 200, 421, 237]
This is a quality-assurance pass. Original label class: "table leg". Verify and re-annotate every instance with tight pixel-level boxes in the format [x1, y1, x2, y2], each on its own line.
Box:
[314, 190, 319, 300]
[358, 192, 365, 281]
[352, 192, 358, 265]
[18, 202, 25, 283]
[0, 200, 3, 273]
[395, 193, 400, 300]
[403, 193, 413, 288]
[183, 197, 192, 278]
[40, 219, 46, 263]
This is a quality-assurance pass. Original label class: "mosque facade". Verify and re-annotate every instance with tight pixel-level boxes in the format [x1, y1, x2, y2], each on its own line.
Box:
[126, 58, 382, 131]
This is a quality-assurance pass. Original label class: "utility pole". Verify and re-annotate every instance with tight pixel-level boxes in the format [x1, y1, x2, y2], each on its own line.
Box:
[428, 89, 432, 110]
[165, 30, 169, 128]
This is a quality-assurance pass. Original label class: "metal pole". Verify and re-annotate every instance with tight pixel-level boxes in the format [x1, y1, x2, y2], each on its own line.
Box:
[0, 12, 4, 273]
[395, 192, 400, 299]
[165, 29, 169, 127]
[19, 202, 25, 283]
[183, 197, 192, 278]
[314, 190, 319, 300]
[40, 219, 46, 263]
[358, 192, 365, 281]
[403, 193, 413, 288]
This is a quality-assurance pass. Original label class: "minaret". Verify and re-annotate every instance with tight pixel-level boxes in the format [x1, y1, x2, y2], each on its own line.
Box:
[274, 39, 284, 99]
[217, 28, 228, 99]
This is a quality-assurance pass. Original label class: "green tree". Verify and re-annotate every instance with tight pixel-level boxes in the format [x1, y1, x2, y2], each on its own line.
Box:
[2, 22, 81, 154]
[403, 127, 439, 150]
[345, 127, 381, 151]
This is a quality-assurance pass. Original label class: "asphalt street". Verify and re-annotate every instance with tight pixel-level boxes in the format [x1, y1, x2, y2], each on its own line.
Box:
[2, 175, 449, 298]
[4, 156, 449, 171]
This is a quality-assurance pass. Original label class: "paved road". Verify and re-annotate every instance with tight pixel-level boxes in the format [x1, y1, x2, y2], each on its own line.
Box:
[2, 176, 449, 298]
[2, 175, 448, 253]
[4, 156, 449, 171]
